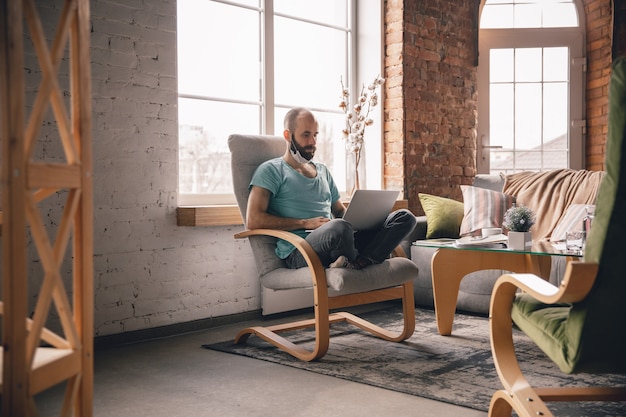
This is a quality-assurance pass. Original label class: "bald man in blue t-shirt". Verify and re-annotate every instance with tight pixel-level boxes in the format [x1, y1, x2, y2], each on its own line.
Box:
[247, 107, 416, 270]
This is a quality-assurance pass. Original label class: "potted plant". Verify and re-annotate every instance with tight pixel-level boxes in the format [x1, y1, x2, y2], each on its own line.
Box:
[503, 204, 536, 250]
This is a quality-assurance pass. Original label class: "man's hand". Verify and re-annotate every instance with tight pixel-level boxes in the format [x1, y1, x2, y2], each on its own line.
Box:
[304, 216, 330, 230]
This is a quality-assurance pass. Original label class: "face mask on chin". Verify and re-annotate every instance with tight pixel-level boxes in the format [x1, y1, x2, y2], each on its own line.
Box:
[289, 134, 314, 164]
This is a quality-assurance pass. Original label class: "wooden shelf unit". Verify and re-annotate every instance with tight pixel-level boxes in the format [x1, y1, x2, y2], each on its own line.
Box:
[0, 0, 94, 415]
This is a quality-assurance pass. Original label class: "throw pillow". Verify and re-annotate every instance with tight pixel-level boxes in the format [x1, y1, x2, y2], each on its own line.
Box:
[460, 185, 515, 236]
[550, 204, 594, 242]
[418, 193, 464, 239]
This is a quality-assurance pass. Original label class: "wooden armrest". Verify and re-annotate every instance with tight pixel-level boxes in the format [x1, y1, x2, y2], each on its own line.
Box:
[234, 229, 326, 289]
[495, 262, 599, 305]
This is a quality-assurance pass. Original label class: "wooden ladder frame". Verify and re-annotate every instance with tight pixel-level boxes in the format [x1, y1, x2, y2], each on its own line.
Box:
[0, 0, 93, 415]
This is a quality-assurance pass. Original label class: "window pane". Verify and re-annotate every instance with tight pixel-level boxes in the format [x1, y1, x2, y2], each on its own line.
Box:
[177, 1, 260, 101]
[480, 4, 513, 28]
[543, 82, 568, 143]
[490, 150, 514, 173]
[481, 1, 578, 29]
[543, 150, 568, 170]
[543, 3, 578, 28]
[178, 98, 260, 194]
[274, 0, 348, 27]
[515, 83, 542, 150]
[543, 47, 568, 82]
[515, 48, 542, 82]
[490, 84, 514, 149]
[514, 4, 541, 28]
[490, 49, 514, 83]
[274, 17, 347, 109]
[514, 151, 542, 170]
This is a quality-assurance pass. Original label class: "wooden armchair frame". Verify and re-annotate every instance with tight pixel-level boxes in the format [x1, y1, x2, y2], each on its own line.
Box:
[233, 228, 415, 362]
[489, 261, 626, 417]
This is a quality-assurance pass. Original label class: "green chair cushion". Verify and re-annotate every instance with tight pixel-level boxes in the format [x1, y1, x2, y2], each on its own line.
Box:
[512, 57, 626, 374]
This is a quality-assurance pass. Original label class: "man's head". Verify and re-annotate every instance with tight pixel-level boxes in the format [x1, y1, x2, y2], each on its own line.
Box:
[283, 108, 319, 164]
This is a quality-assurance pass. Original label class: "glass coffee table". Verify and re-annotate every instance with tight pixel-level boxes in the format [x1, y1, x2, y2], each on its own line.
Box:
[412, 239, 582, 336]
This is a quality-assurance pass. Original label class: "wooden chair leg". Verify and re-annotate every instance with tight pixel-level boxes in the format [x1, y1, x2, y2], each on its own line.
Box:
[488, 391, 514, 417]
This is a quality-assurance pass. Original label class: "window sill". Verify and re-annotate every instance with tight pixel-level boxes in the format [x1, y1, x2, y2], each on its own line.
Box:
[177, 205, 243, 226]
[176, 200, 409, 227]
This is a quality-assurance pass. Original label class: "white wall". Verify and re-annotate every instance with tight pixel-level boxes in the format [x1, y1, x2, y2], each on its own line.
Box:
[24, 0, 261, 338]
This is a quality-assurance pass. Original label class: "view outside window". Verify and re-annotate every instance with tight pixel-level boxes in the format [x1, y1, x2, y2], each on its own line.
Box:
[177, 0, 352, 204]
[478, 0, 582, 174]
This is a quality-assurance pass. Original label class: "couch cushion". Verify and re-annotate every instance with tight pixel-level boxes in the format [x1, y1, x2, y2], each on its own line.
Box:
[459, 185, 515, 236]
[418, 193, 464, 239]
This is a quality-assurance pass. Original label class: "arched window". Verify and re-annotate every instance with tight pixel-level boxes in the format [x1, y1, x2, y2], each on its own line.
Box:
[477, 0, 585, 174]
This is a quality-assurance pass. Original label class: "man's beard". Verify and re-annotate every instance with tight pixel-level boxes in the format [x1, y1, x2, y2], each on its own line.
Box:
[290, 134, 315, 162]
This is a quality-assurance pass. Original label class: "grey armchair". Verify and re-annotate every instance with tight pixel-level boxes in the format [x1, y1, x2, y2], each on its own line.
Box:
[228, 133, 418, 361]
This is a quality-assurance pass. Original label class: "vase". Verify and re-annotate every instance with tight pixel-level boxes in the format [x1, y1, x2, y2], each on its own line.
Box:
[346, 149, 366, 199]
[508, 231, 532, 250]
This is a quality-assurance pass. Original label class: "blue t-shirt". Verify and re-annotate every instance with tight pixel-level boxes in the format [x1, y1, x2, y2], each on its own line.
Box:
[250, 157, 341, 259]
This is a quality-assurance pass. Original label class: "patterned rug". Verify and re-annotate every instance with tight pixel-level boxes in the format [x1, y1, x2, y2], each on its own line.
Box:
[204, 306, 626, 416]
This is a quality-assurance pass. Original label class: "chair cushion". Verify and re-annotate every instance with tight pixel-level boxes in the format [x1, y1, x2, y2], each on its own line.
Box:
[260, 257, 417, 294]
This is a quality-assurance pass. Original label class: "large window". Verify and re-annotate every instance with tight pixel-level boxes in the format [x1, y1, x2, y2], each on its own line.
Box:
[177, 0, 383, 205]
[478, 0, 585, 174]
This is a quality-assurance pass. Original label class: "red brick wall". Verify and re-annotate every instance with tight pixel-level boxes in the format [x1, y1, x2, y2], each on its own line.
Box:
[583, 0, 613, 171]
[385, 0, 478, 214]
[385, 0, 615, 214]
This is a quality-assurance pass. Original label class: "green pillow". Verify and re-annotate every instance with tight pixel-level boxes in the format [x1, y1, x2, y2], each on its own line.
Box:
[419, 193, 464, 239]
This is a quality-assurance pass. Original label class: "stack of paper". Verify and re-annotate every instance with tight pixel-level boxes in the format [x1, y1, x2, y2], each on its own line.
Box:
[454, 234, 508, 248]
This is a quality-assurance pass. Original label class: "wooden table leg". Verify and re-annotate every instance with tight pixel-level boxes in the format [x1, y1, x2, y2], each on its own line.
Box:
[431, 248, 552, 336]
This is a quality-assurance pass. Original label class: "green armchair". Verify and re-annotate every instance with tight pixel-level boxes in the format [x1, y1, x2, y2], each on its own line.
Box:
[487, 58, 626, 416]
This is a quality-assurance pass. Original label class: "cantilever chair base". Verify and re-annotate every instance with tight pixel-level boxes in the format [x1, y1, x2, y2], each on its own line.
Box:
[234, 282, 415, 362]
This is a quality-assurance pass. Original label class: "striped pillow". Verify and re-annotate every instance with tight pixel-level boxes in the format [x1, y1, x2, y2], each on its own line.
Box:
[460, 185, 515, 236]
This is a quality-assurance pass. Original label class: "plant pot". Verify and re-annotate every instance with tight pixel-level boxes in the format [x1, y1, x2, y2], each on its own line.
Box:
[508, 231, 532, 250]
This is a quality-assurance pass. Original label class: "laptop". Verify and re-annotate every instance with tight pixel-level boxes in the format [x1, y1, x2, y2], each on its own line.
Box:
[343, 189, 400, 231]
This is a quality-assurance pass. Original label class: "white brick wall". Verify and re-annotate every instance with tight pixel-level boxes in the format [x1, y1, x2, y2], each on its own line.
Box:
[23, 0, 260, 337]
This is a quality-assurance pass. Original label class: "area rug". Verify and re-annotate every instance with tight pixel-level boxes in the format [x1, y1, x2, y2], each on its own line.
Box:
[204, 307, 626, 416]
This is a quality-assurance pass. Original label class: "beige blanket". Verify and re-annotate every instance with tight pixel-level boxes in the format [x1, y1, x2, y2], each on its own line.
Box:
[503, 169, 605, 240]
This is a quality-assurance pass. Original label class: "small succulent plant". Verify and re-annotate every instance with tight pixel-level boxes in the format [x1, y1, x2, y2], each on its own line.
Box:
[503, 204, 536, 232]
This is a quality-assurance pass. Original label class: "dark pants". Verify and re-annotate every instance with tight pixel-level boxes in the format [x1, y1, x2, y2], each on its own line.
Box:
[284, 209, 416, 269]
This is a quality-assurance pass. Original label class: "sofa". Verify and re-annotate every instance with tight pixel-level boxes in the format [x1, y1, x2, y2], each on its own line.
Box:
[401, 169, 605, 315]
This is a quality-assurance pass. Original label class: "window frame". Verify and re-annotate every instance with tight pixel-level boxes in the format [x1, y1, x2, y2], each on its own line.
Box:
[477, 0, 586, 174]
[176, 0, 384, 208]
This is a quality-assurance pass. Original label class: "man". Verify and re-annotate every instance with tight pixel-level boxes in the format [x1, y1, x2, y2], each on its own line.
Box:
[247, 107, 416, 269]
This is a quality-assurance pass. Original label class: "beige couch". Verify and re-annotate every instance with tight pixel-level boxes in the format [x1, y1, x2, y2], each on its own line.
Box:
[402, 169, 605, 315]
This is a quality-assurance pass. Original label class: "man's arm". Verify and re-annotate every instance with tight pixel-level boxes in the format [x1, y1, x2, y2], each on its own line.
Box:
[246, 185, 330, 231]
[331, 199, 346, 219]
